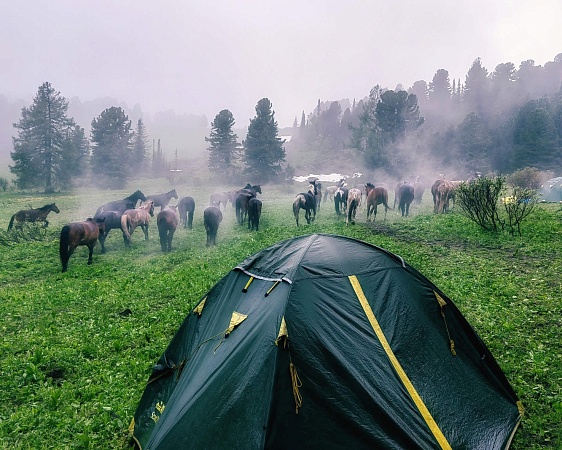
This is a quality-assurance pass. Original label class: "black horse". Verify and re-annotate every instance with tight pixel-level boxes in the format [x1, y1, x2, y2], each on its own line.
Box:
[398, 183, 415, 217]
[177, 196, 195, 229]
[248, 198, 262, 231]
[94, 190, 146, 216]
[203, 206, 223, 247]
[94, 210, 123, 253]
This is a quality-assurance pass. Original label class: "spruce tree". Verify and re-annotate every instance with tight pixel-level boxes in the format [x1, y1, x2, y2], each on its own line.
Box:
[90, 107, 133, 188]
[10, 82, 75, 192]
[131, 118, 149, 173]
[206, 109, 239, 181]
[243, 98, 286, 182]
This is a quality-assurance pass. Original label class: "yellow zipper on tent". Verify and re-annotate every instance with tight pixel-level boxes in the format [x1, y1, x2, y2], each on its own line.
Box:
[349, 275, 452, 450]
[434, 291, 457, 356]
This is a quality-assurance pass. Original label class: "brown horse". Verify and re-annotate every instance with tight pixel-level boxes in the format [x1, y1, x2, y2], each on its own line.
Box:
[8, 203, 60, 231]
[157, 205, 179, 252]
[178, 196, 195, 229]
[431, 178, 445, 213]
[398, 183, 415, 217]
[145, 189, 178, 211]
[59, 218, 105, 272]
[435, 180, 462, 214]
[365, 183, 390, 221]
[204, 206, 223, 246]
[120, 200, 155, 246]
[413, 176, 425, 205]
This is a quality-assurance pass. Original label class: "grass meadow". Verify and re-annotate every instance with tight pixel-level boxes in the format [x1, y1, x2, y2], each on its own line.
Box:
[0, 177, 561, 449]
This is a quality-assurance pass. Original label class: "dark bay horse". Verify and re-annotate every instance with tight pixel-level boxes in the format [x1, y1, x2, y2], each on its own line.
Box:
[94, 190, 146, 216]
[248, 198, 262, 231]
[398, 183, 415, 217]
[8, 203, 60, 231]
[236, 185, 262, 225]
[365, 183, 390, 221]
[157, 205, 179, 252]
[204, 206, 223, 246]
[120, 200, 155, 246]
[59, 218, 105, 272]
[178, 196, 195, 229]
[293, 182, 317, 226]
[146, 189, 178, 211]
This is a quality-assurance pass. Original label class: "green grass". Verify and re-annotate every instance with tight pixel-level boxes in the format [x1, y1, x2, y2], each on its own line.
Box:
[0, 179, 561, 449]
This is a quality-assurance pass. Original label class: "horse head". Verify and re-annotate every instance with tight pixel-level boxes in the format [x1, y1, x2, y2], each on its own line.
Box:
[132, 190, 147, 202]
[253, 185, 262, 194]
[171, 189, 178, 199]
[51, 203, 61, 214]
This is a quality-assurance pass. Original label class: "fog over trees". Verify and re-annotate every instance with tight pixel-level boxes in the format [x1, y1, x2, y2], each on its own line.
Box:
[3, 53, 562, 189]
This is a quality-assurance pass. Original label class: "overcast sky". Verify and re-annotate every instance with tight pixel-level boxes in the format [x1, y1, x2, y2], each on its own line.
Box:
[2, 0, 561, 128]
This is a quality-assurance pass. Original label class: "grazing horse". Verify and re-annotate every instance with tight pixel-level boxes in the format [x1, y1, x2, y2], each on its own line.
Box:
[334, 187, 348, 216]
[365, 183, 390, 221]
[324, 185, 337, 203]
[94, 210, 123, 253]
[59, 218, 105, 272]
[398, 183, 415, 217]
[346, 188, 363, 225]
[435, 180, 462, 214]
[177, 196, 195, 229]
[157, 205, 179, 252]
[248, 198, 263, 231]
[8, 203, 60, 231]
[235, 185, 262, 225]
[292, 192, 315, 226]
[210, 192, 231, 210]
[204, 206, 223, 247]
[94, 190, 146, 216]
[145, 189, 178, 211]
[120, 200, 155, 246]
[414, 176, 425, 205]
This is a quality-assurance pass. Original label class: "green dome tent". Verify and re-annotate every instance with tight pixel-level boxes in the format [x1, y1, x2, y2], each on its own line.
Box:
[130, 234, 522, 450]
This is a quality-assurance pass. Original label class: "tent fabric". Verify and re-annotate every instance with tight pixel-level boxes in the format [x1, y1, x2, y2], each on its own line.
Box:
[539, 177, 562, 202]
[130, 234, 522, 450]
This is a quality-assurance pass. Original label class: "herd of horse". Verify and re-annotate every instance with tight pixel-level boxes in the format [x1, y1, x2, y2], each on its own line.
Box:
[7, 174, 474, 272]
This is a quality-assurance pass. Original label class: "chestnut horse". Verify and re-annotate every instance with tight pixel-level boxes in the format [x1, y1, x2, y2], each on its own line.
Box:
[157, 205, 179, 252]
[8, 203, 60, 231]
[59, 218, 105, 272]
[120, 200, 155, 246]
[365, 183, 390, 221]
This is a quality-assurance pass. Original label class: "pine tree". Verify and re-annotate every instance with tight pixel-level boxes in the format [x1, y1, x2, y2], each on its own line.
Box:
[58, 124, 90, 186]
[243, 98, 286, 182]
[206, 109, 240, 181]
[90, 106, 133, 188]
[10, 82, 75, 192]
[131, 119, 149, 173]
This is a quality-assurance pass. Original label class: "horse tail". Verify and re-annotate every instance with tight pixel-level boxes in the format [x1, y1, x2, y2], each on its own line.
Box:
[59, 225, 71, 272]
[7, 214, 15, 231]
[187, 209, 194, 230]
[235, 196, 242, 225]
[157, 217, 168, 252]
[121, 213, 131, 244]
[293, 197, 302, 226]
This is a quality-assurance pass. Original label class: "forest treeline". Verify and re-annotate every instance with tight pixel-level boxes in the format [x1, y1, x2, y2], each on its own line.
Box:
[292, 55, 562, 179]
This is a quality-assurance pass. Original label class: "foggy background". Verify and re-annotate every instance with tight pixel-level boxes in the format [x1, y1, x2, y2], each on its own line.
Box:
[2, 1, 561, 127]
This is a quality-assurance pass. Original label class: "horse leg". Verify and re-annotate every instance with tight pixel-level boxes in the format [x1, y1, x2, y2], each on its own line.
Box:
[143, 224, 149, 241]
[87, 243, 95, 265]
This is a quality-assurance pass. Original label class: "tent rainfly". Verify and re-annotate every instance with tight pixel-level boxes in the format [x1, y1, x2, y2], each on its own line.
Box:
[539, 177, 562, 202]
[130, 234, 523, 450]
